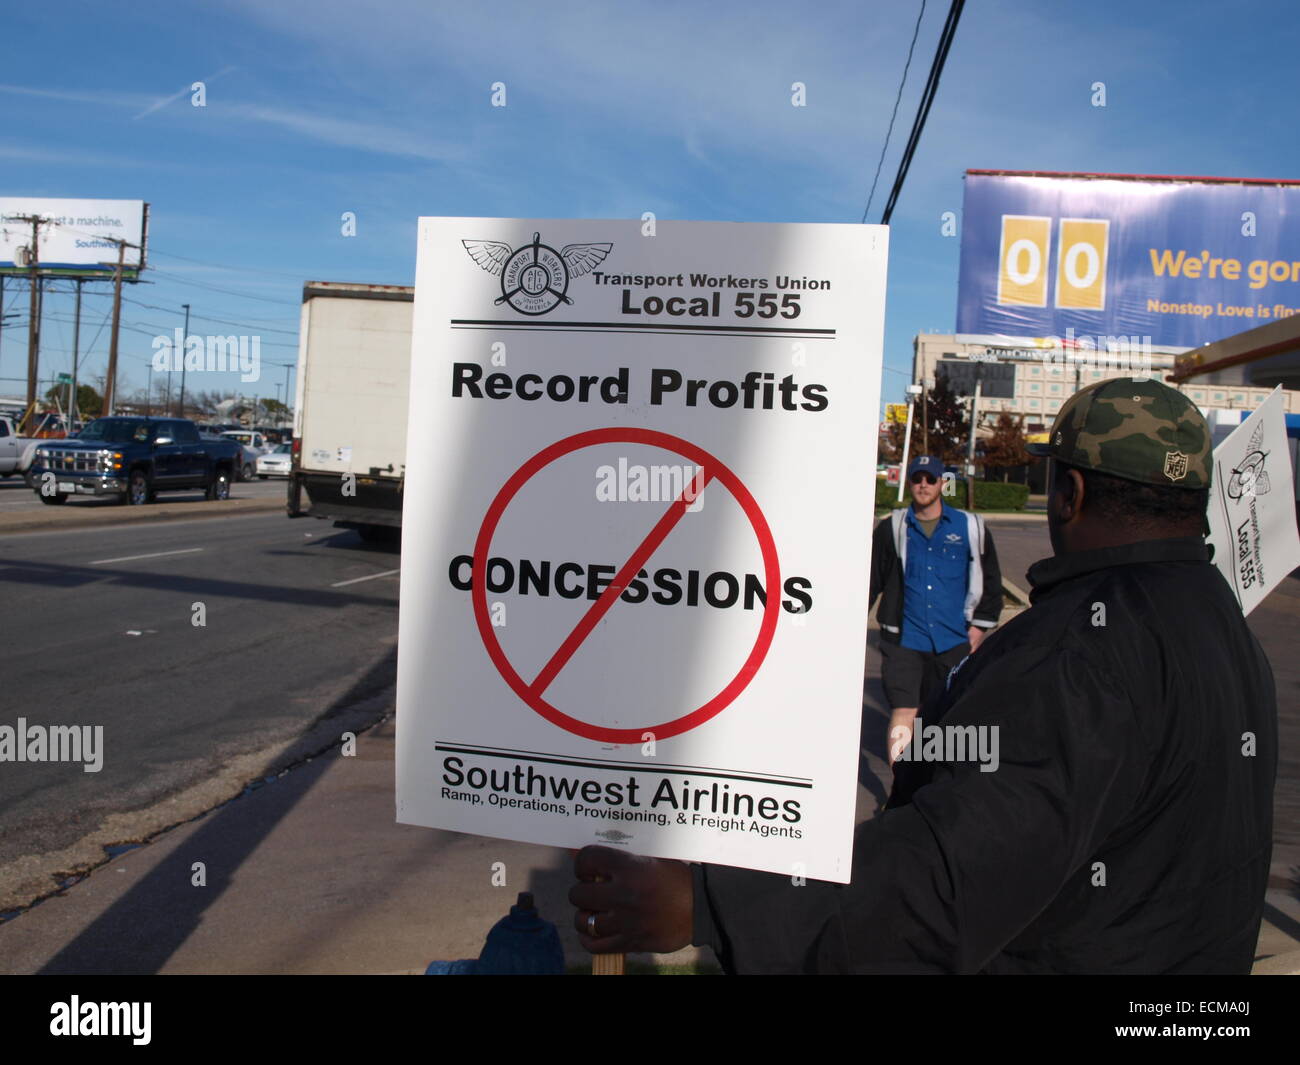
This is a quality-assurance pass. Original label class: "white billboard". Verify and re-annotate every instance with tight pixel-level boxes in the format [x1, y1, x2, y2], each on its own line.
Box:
[0, 198, 146, 271]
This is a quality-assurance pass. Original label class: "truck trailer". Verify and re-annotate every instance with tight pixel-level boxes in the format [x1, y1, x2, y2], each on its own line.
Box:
[288, 281, 413, 542]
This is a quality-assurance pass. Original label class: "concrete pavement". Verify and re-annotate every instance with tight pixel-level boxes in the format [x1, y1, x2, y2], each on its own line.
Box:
[2, 674, 1293, 973]
[0, 476, 286, 534]
[0, 707, 713, 974]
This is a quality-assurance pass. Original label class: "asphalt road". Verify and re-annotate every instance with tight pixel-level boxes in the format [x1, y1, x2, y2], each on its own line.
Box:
[0, 507, 401, 891]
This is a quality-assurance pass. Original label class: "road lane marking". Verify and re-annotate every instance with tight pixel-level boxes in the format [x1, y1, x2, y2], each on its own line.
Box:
[89, 548, 206, 565]
[331, 568, 400, 588]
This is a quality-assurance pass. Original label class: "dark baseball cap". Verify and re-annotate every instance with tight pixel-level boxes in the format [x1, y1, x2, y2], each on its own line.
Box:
[1026, 377, 1211, 490]
[906, 455, 944, 479]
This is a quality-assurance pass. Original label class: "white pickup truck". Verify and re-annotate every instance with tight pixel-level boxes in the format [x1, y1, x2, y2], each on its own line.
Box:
[0, 416, 41, 480]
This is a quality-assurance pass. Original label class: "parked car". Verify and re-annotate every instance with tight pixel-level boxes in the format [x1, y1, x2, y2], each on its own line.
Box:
[0, 416, 42, 480]
[256, 442, 292, 479]
[203, 430, 258, 481]
[221, 429, 273, 455]
[28, 416, 241, 505]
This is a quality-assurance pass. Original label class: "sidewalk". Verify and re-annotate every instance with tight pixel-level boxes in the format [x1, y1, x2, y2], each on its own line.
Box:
[1, 679, 1295, 973]
[0, 494, 283, 535]
[0, 707, 711, 975]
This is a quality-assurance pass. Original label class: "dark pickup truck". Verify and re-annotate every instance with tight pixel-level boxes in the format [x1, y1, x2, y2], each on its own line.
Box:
[29, 416, 243, 506]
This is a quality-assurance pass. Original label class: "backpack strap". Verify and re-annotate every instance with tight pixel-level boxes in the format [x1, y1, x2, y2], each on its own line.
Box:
[891, 507, 908, 570]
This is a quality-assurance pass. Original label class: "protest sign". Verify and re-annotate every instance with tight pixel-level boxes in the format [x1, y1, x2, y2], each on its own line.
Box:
[396, 218, 887, 881]
[1207, 386, 1300, 615]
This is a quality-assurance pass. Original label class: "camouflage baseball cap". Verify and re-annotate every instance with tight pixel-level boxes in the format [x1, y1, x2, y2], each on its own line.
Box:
[1025, 377, 1211, 490]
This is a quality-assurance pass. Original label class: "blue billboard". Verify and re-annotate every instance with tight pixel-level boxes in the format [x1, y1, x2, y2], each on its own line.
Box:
[956, 172, 1300, 348]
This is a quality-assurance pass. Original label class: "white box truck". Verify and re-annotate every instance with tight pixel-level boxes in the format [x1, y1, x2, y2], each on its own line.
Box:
[288, 281, 413, 542]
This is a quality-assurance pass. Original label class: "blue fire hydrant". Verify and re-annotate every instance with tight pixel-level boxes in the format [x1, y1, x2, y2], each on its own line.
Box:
[425, 891, 566, 975]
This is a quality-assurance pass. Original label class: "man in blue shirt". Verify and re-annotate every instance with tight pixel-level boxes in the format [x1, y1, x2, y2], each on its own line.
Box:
[867, 455, 1003, 761]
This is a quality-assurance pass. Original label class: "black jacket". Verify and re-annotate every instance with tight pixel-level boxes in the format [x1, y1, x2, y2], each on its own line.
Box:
[694, 537, 1277, 973]
[868, 505, 1003, 644]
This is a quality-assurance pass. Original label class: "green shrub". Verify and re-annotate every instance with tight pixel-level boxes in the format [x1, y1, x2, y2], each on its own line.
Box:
[875, 478, 910, 509]
[875, 476, 1029, 511]
[972, 481, 1029, 511]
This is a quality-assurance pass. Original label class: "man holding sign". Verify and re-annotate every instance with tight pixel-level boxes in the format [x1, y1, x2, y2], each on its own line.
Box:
[571, 378, 1278, 974]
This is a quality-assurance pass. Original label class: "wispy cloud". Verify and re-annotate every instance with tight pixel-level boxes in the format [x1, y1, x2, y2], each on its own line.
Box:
[0, 82, 152, 109]
[222, 0, 904, 180]
[134, 65, 238, 119]
[0, 76, 465, 163]
[215, 102, 468, 161]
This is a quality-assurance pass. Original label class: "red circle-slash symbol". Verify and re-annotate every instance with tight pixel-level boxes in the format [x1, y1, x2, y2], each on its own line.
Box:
[471, 427, 780, 743]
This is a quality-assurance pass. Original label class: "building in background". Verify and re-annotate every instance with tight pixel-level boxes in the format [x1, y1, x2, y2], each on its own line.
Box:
[913, 332, 1298, 426]
[909, 330, 1299, 491]
[1173, 312, 1300, 521]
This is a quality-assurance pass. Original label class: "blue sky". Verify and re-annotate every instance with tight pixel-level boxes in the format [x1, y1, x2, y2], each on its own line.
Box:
[2, 0, 1296, 412]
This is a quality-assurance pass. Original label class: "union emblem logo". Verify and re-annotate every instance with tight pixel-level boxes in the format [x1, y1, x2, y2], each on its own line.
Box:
[462, 231, 612, 316]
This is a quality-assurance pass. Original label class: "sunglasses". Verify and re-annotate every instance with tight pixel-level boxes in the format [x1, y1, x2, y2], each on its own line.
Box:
[909, 472, 939, 485]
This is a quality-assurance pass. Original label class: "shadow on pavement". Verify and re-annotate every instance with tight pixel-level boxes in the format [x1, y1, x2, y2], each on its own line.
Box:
[36, 648, 398, 974]
[0, 556, 397, 610]
[858, 630, 891, 811]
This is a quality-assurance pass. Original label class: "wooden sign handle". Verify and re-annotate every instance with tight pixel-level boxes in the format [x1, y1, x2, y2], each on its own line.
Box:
[592, 952, 625, 975]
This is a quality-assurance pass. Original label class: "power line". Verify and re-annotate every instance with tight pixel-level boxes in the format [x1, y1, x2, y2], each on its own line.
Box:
[145, 246, 315, 282]
[8, 311, 298, 351]
[65, 286, 298, 330]
[122, 296, 299, 335]
[879, 0, 965, 226]
[863, 0, 928, 224]
[147, 268, 300, 307]
[73, 311, 297, 350]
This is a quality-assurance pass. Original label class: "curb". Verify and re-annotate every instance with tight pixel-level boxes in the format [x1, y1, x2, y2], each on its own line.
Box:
[0, 496, 286, 536]
[874, 509, 1047, 522]
[979, 512, 1048, 523]
[1251, 948, 1300, 975]
[1002, 577, 1031, 606]
[1000, 577, 1031, 620]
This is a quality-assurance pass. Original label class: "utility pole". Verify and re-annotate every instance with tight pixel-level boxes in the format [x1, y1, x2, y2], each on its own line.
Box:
[97, 233, 141, 417]
[921, 377, 932, 455]
[70, 278, 83, 427]
[13, 214, 45, 415]
[178, 303, 191, 417]
[283, 363, 292, 424]
[965, 366, 983, 511]
[104, 239, 125, 416]
[897, 383, 923, 503]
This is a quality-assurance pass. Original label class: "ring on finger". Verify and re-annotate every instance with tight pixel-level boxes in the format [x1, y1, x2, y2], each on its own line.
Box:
[587, 912, 598, 936]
